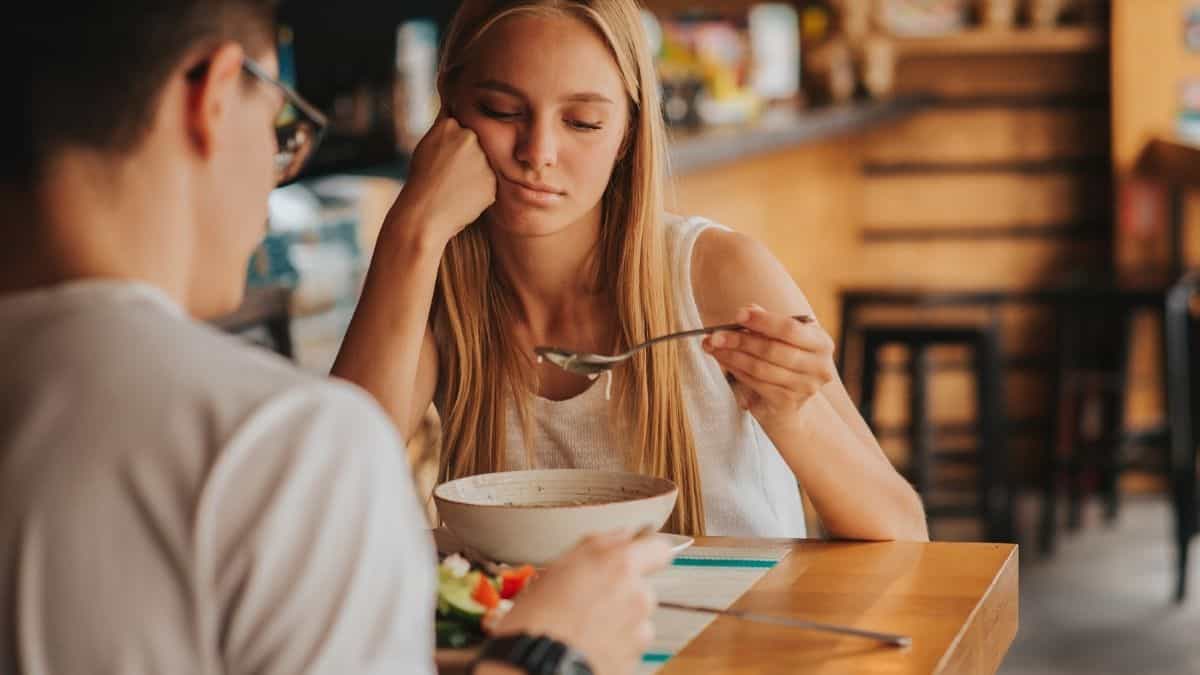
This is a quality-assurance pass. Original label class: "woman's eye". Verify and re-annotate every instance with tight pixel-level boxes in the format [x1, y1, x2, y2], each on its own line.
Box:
[478, 103, 521, 119]
[568, 119, 603, 131]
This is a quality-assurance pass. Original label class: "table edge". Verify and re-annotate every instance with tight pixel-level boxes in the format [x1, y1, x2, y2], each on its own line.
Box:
[933, 544, 1020, 674]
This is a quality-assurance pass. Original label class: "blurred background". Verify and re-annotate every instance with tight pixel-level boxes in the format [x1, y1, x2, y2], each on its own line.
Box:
[216, 2, 1200, 672]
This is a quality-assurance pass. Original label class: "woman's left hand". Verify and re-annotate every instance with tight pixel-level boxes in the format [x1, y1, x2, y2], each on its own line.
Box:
[702, 304, 837, 425]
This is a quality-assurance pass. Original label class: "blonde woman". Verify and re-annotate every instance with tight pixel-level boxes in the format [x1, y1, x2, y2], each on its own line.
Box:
[334, 0, 927, 541]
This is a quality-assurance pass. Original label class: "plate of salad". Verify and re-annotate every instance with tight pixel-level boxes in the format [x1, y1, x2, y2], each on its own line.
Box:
[435, 552, 536, 649]
[432, 526, 694, 650]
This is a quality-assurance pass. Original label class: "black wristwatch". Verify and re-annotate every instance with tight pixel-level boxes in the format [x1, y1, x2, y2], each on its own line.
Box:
[469, 633, 593, 675]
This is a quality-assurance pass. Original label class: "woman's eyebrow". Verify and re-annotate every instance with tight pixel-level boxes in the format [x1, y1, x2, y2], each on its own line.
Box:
[564, 92, 614, 104]
[475, 79, 614, 105]
[475, 79, 525, 97]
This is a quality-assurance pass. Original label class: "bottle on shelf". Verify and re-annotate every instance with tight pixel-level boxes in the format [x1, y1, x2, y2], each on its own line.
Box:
[393, 19, 439, 154]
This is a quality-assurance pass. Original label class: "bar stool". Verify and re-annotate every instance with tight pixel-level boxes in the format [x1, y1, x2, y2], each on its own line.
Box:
[1166, 272, 1200, 602]
[855, 321, 1015, 543]
[1037, 293, 1135, 555]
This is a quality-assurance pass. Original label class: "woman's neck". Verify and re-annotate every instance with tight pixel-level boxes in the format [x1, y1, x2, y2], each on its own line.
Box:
[487, 209, 614, 348]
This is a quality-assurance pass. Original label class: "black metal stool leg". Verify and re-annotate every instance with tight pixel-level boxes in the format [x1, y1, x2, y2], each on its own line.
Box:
[1176, 479, 1196, 603]
[978, 328, 1013, 543]
[1166, 278, 1198, 603]
[860, 335, 881, 429]
[1100, 391, 1123, 525]
[1067, 411, 1085, 531]
[837, 297, 856, 377]
[1101, 307, 1136, 524]
[1039, 302, 1066, 555]
[1171, 414, 1196, 602]
[909, 343, 932, 499]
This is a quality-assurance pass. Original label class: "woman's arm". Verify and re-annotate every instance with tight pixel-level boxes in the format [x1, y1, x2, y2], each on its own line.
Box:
[332, 113, 496, 440]
[691, 227, 928, 541]
[331, 237, 441, 442]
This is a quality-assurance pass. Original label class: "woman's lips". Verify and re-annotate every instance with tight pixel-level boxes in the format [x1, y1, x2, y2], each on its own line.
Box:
[502, 175, 565, 206]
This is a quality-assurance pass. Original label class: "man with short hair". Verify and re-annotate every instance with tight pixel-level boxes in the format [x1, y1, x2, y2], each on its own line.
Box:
[0, 4, 668, 674]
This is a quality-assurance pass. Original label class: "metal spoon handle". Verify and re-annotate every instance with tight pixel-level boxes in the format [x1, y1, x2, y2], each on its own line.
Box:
[627, 314, 814, 356]
[658, 601, 911, 648]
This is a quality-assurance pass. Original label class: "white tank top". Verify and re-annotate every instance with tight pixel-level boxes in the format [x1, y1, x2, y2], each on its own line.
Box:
[504, 215, 807, 537]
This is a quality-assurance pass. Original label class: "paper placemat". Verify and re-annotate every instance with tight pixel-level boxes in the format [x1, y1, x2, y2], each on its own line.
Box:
[638, 542, 794, 674]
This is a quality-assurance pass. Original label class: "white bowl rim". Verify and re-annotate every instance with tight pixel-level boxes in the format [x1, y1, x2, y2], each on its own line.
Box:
[432, 468, 678, 510]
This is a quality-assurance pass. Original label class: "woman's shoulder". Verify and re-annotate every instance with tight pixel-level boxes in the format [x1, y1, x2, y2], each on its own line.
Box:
[663, 212, 761, 257]
[672, 212, 781, 293]
[676, 214, 809, 324]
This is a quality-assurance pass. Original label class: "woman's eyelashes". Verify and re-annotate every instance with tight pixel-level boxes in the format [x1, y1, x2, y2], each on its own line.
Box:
[476, 103, 604, 132]
[477, 102, 520, 120]
[568, 119, 603, 131]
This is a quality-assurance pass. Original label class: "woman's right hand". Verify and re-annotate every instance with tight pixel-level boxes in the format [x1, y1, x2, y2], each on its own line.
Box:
[493, 531, 673, 675]
[385, 109, 497, 251]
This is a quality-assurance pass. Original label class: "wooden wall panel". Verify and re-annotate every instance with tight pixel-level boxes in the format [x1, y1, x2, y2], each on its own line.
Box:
[862, 171, 1109, 229]
[1111, 0, 1186, 174]
[852, 238, 1107, 289]
[863, 108, 1109, 164]
[895, 54, 1108, 98]
[670, 138, 864, 340]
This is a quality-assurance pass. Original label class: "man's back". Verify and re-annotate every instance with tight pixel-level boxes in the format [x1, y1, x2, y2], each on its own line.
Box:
[0, 280, 434, 675]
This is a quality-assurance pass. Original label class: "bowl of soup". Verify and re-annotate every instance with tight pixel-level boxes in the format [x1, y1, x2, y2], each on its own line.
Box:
[433, 469, 678, 565]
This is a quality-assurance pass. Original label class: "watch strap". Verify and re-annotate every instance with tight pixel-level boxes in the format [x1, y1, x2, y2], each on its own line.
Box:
[469, 633, 586, 675]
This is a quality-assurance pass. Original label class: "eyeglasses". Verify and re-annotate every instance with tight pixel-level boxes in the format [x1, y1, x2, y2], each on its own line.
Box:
[241, 58, 327, 185]
[187, 56, 328, 185]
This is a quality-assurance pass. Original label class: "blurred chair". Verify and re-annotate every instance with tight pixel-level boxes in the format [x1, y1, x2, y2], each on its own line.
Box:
[1037, 291, 1136, 553]
[211, 284, 295, 359]
[1165, 271, 1200, 602]
[851, 317, 1015, 542]
[840, 287, 1167, 550]
[1036, 285, 1177, 557]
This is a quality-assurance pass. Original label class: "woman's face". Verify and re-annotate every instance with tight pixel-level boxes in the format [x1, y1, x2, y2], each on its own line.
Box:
[452, 13, 631, 238]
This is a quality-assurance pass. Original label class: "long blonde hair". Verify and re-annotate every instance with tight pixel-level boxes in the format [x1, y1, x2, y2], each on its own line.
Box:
[432, 0, 705, 536]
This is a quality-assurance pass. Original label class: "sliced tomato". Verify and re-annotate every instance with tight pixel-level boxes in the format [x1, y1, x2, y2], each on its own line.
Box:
[471, 573, 501, 609]
[499, 564, 536, 599]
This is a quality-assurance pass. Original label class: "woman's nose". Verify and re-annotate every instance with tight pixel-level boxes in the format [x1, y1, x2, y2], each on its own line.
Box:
[515, 116, 558, 170]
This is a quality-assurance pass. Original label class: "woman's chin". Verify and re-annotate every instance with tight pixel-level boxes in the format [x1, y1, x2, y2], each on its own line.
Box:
[486, 202, 573, 238]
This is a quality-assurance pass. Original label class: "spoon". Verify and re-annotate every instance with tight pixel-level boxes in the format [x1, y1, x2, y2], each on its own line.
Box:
[534, 315, 814, 377]
[657, 601, 912, 648]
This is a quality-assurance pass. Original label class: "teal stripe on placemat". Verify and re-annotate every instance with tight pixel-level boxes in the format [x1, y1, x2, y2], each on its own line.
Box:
[671, 557, 777, 568]
[642, 652, 673, 663]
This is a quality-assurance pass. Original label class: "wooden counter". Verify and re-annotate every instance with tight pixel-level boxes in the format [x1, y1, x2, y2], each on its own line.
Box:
[668, 97, 928, 175]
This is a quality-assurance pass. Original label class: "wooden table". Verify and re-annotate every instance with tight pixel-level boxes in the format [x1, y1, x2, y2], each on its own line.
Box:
[439, 537, 1018, 675]
[659, 538, 1017, 674]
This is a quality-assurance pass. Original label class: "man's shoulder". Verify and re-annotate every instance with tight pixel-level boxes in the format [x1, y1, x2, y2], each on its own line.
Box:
[7, 283, 389, 463]
[144, 315, 400, 459]
[84, 290, 328, 408]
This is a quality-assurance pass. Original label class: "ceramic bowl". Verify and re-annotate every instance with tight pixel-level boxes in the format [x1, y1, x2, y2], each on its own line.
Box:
[433, 469, 678, 565]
